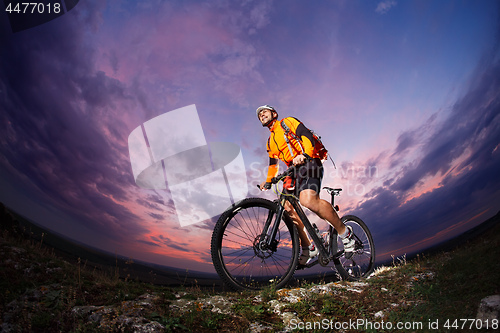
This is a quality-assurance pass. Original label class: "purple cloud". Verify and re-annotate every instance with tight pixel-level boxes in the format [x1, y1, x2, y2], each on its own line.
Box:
[356, 43, 500, 259]
[0, 2, 147, 242]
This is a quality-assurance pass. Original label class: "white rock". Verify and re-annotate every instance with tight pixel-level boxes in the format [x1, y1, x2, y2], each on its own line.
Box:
[477, 295, 500, 322]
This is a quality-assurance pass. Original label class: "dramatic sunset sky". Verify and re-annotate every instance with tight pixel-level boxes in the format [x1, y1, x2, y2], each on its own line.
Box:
[1, 0, 499, 273]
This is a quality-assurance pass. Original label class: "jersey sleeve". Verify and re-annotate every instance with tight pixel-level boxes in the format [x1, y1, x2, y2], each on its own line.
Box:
[265, 136, 279, 182]
[266, 157, 279, 182]
[282, 117, 315, 157]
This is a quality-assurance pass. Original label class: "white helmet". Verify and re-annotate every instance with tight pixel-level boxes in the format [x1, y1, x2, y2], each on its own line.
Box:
[255, 104, 277, 118]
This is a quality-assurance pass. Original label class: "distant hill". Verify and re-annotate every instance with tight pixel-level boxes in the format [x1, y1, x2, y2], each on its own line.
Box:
[0, 202, 221, 288]
[1, 202, 498, 288]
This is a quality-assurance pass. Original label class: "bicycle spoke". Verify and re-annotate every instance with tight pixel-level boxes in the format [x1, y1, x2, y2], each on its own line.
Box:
[334, 215, 375, 281]
[222, 246, 254, 260]
[231, 257, 258, 276]
[223, 228, 252, 243]
[211, 198, 299, 290]
[249, 206, 265, 234]
[269, 255, 288, 273]
[230, 215, 256, 243]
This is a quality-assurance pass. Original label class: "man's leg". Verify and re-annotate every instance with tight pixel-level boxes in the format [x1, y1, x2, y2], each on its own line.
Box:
[299, 189, 347, 235]
[284, 201, 318, 264]
[284, 201, 310, 247]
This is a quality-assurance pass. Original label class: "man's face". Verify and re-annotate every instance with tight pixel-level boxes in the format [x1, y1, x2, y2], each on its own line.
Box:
[258, 109, 275, 126]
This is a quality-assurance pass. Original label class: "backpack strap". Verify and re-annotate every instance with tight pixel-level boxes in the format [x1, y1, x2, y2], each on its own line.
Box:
[280, 119, 305, 158]
[279, 117, 337, 168]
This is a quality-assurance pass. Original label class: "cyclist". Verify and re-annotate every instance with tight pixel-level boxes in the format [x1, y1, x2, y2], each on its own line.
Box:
[257, 105, 355, 264]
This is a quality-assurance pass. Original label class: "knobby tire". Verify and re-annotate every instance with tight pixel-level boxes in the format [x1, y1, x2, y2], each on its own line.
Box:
[334, 215, 375, 281]
[211, 198, 299, 291]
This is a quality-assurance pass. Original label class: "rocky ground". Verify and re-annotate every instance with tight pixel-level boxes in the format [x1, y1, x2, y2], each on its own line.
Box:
[0, 232, 433, 332]
[0, 234, 440, 333]
[1, 209, 499, 332]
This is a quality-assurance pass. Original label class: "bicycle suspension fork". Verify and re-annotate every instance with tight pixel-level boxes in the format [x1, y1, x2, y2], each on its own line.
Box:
[259, 197, 287, 251]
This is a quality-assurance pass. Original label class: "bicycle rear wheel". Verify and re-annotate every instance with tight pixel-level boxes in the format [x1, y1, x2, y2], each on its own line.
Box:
[211, 198, 299, 291]
[334, 215, 375, 281]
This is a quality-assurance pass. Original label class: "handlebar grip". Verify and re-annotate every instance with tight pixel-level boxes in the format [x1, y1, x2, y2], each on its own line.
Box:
[257, 183, 272, 190]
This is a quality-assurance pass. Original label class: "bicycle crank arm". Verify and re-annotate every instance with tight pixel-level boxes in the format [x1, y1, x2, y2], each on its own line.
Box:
[296, 259, 320, 270]
[331, 250, 345, 260]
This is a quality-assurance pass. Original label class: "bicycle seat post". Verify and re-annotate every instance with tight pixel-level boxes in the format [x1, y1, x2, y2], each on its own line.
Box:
[322, 187, 342, 209]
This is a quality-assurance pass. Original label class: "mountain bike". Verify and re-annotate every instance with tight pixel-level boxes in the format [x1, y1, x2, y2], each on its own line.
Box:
[211, 164, 375, 291]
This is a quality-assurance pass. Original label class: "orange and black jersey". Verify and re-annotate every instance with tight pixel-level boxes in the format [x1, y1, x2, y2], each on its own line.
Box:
[265, 117, 322, 182]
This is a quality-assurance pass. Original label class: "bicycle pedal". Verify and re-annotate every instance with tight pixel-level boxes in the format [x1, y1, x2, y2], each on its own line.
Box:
[344, 252, 354, 259]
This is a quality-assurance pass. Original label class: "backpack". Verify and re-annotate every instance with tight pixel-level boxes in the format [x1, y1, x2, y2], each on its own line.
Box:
[279, 118, 330, 163]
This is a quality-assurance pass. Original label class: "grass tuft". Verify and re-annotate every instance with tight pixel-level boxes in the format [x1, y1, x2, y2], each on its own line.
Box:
[1, 205, 499, 332]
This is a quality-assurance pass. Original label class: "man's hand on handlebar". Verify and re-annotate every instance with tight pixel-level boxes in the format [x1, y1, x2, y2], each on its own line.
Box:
[292, 154, 307, 166]
[259, 155, 310, 190]
[258, 181, 272, 191]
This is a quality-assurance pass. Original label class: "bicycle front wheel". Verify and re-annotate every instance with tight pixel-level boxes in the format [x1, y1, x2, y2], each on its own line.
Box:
[211, 198, 299, 291]
[334, 215, 375, 281]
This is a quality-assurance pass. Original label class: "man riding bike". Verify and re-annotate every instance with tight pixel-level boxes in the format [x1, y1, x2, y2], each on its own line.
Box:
[257, 104, 355, 264]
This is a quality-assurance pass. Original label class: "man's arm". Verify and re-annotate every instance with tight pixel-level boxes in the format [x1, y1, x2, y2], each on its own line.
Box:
[282, 118, 315, 163]
[260, 157, 279, 190]
[295, 123, 315, 158]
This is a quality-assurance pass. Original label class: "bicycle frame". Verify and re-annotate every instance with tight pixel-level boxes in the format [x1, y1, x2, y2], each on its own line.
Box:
[212, 162, 375, 290]
[259, 190, 344, 268]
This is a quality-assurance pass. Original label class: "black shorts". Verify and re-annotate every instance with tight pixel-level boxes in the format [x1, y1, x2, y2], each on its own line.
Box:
[285, 158, 324, 195]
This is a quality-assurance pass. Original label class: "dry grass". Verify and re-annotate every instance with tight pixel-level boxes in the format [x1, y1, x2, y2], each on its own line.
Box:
[1, 207, 499, 332]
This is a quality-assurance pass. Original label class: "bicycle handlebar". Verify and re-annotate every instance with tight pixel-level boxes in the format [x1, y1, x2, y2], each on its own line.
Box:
[256, 156, 312, 190]
[271, 165, 297, 184]
[256, 164, 297, 190]
[272, 155, 315, 183]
